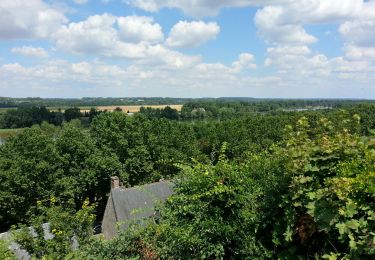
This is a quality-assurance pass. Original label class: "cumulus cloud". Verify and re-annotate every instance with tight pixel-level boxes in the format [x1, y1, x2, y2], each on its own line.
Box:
[125, 0, 293, 17]
[118, 16, 163, 43]
[339, 1, 375, 47]
[232, 53, 257, 71]
[255, 6, 317, 45]
[166, 21, 220, 48]
[1, 0, 375, 98]
[11, 46, 49, 58]
[264, 46, 330, 76]
[0, 0, 68, 39]
[52, 14, 202, 67]
[140, 44, 201, 68]
[254, 0, 363, 46]
[53, 14, 148, 59]
[344, 45, 375, 61]
[2, 53, 373, 98]
[196, 52, 256, 75]
[0, 54, 258, 98]
[73, 0, 89, 4]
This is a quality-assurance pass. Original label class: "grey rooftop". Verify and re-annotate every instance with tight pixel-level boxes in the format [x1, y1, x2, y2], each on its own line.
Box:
[102, 180, 174, 239]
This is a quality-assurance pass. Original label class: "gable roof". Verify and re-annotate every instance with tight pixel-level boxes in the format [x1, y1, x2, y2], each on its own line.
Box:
[102, 181, 174, 239]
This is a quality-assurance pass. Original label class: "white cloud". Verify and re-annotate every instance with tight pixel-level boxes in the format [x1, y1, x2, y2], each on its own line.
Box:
[73, 0, 89, 4]
[264, 45, 311, 66]
[339, 1, 375, 47]
[254, 0, 363, 46]
[232, 53, 257, 71]
[0, 56, 257, 97]
[263, 44, 375, 83]
[141, 44, 201, 68]
[53, 14, 202, 68]
[71, 62, 91, 75]
[264, 45, 322, 71]
[166, 21, 220, 48]
[344, 45, 375, 61]
[0, 0, 68, 39]
[53, 14, 148, 59]
[1, 0, 375, 98]
[1, 51, 375, 98]
[196, 52, 256, 75]
[255, 6, 317, 45]
[11, 46, 49, 58]
[118, 16, 163, 43]
[125, 0, 293, 17]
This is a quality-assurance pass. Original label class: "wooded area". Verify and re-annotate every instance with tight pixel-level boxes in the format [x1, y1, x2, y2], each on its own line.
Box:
[0, 99, 374, 259]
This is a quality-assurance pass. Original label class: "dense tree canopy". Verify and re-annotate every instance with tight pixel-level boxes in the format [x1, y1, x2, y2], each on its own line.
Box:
[74, 116, 375, 259]
[1, 101, 375, 259]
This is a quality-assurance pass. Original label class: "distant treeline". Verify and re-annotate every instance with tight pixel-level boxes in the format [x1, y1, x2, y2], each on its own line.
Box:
[0, 97, 189, 108]
[0, 106, 180, 129]
[179, 99, 375, 119]
[3, 99, 375, 129]
[1, 97, 374, 109]
[0, 107, 101, 129]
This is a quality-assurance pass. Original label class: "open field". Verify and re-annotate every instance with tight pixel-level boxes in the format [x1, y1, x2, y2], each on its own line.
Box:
[49, 104, 183, 113]
[0, 105, 183, 114]
[94, 104, 182, 113]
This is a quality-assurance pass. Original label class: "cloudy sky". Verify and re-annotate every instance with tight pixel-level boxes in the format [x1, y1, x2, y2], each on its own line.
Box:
[1, 0, 375, 98]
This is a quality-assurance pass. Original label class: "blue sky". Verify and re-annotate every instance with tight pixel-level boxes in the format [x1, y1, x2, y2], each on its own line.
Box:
[1, 0, 375, 98]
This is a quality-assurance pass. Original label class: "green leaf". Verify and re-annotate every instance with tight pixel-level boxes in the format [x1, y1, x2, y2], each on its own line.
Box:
[345, 220, 360, 231]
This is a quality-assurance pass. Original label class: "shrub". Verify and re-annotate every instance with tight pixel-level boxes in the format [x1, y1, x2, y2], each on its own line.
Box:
[12, 198, 95, 259]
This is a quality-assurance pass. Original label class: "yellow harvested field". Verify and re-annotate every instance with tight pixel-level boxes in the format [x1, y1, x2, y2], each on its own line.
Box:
[81, 105, 183, 113]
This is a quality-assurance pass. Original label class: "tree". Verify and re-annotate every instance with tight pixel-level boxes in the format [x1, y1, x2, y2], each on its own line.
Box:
[160, 106, 179, 120]
[0, 127, 57, 230]
[54, 122, 124, 211]
[12, 198, 95, 259]
[64, 107, 82, 122]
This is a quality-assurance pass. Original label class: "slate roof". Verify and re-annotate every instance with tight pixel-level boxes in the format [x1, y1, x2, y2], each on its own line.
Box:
[102, 181, 174, 239]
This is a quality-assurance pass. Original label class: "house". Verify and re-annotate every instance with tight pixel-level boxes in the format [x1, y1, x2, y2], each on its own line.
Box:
[102, 177, 174, 239]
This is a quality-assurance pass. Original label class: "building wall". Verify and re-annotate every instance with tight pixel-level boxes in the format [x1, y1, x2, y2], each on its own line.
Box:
[102, 192, 118, 240]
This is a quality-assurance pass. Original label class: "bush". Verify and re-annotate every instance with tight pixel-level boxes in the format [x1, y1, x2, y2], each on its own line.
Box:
[0, 240, 16, 260]
[12, 198, 95, 259]
[269, 116, 375, 258]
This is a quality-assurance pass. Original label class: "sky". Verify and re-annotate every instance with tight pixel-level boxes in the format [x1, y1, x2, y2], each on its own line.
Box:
[0, 0, 375, 98]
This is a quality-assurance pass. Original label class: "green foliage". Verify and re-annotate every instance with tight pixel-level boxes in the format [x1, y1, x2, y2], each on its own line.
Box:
[76, 116, 374, 259]
[12, 198, 95, 259]
[0, 126, 58, 228]
[268, 116, 375, 258]
[2, 100, 375, 258]
[0, 240, 17, 260]
[139, 106, 180, 120]
[0, 122, 123, 230]
[91, 113, 199, 185]
[148, 155, 272, 259]
[64, 107, 82, 122]
[68, 224, 156, 260]
[0, 106, 63, 128]
[54, 122, 124, 208]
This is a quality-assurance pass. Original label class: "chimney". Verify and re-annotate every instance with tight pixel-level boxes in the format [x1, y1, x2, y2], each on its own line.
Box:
[111, 176, 120, 189]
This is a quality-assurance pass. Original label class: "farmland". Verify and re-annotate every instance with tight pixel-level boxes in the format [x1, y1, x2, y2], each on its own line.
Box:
[0, 105, 183, 113]
[61, 104, 183, 113]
